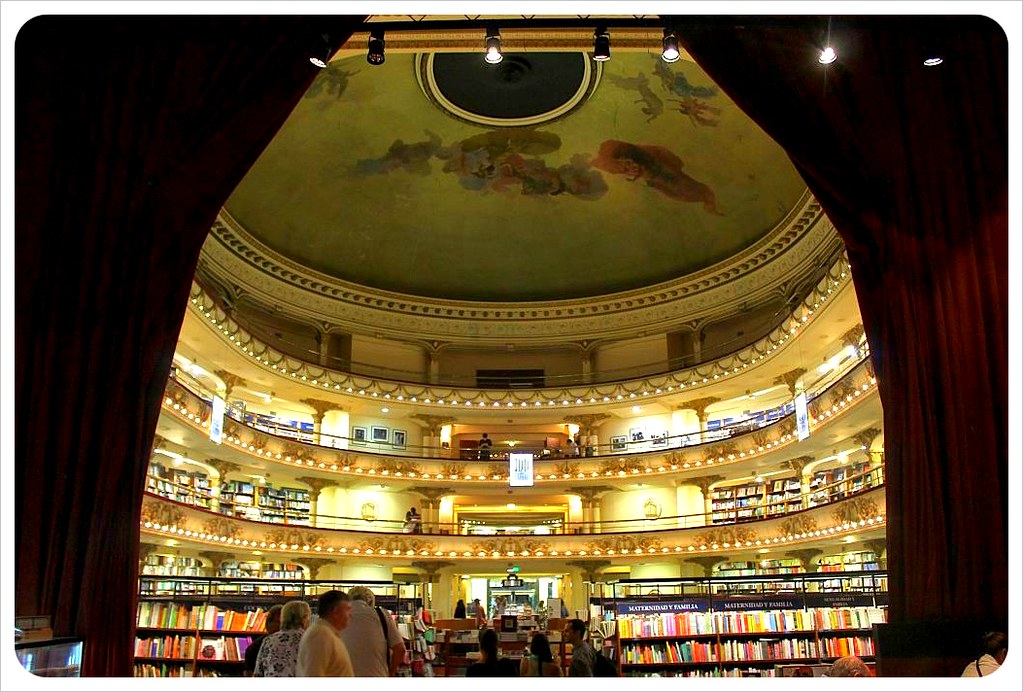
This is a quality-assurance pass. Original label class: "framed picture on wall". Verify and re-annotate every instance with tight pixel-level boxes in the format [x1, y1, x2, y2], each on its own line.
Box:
[371, 426, 390, 443]
[351, 426, 367, 445]
[392, 429, 407, 450]
[611, 435, 628, 452]
[650, 431, 669, 447]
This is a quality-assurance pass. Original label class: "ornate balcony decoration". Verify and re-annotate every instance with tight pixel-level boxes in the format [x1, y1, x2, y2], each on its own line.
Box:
[585, 535, 663, 555]
[141, 499, 186, 529]
[158, 354, 879, 485]
[831, 497, 881, 524]
[691, 527, 759, 550]
[468, 537, 553, 558]
[263, 528, 323, 550]
[140, 484, 886, 562]
[187, 237, 854, 409]
[778, 515, 819, 538]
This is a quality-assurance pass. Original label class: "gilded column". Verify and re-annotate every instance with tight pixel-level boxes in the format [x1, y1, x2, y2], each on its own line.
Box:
[296, 476, 337, 528]
[207, 458, 241, 513]
[678, 397, 720, 442]
[301, 398, 340, 446]
[685, 474, 725, 521]
[781, 455, 815, 508]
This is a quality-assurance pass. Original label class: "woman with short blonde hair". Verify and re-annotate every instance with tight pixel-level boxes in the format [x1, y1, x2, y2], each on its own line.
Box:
[254, 600, 312, 676]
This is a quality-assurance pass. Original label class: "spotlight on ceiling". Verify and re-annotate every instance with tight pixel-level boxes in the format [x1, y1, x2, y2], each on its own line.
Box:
[818, 46, 838, 64]
[661, 28, 680, 63]
[367, 29, 385, 65]
[923, 54, 944, 67]
[593, 27, 611, 62]
[309, 33, 330, 69]
[484, 26, 503, 64]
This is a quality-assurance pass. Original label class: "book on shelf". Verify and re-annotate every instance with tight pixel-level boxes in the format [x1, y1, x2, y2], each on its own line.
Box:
[197, 637, 226, 661]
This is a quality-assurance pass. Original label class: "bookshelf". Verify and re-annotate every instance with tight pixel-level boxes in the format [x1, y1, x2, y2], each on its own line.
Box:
[146, 464, 211, 509]
[711, 481, 766, 524]
[134, 576, 410, 677]
[141, 554, 206, 578]
[219, 482, 310, 524]
[609, 573, 887, 677]
[765, 477, 802, 515]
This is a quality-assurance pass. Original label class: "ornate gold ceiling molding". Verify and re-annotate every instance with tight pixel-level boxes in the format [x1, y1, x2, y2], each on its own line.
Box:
[186, 255, 859, 409]
[199, 191, 842, 344]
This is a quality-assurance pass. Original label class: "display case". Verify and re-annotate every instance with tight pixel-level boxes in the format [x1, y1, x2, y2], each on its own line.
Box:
[15, 637, 83, 677]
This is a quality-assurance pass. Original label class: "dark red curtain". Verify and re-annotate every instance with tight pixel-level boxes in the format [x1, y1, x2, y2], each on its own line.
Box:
[15, 16, 362, 675]
[677, 13, 1008, 640]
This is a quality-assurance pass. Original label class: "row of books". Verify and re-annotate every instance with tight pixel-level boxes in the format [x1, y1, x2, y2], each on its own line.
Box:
[820, 636, 875, 657]
[624, 668, 777, 677]
[719, 637, 818, 661]
[196, 635, 253, 661]
[810, 607, 885, 630]
[136, 602, 272, 632]
[134, 663, 193, 677]
[622, 641, 717, 665]
[132, 665, 222, 678]
[617, 607, 886, 639]
[134, 635, 196, 659]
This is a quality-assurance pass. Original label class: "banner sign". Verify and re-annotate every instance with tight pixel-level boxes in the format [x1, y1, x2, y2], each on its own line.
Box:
[616, 599, 710, 615]
[209, 395, 225, 444]
[712, 596, 804, 612]
[795, 391, 810, 441]
[509, 452, 534, 487]
[804, 593, 877, 608]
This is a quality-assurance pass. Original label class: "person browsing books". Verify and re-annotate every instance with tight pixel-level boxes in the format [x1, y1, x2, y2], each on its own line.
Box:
[254, 600, 310, 677]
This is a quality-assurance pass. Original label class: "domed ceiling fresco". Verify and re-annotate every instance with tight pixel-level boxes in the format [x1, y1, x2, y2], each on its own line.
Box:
[225, 51, 807, 302]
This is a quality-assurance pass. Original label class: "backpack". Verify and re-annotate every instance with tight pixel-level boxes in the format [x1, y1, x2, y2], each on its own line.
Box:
[593, 651, 618, 677]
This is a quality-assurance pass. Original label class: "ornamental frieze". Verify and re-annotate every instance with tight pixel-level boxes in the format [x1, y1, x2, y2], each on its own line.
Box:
[553, 460, 580, 477]
[141, 500, 186, 529]
[831, 498, 880, 524]
[702, 443, 739, 462]
[375, 460, 423, 477]
[486, 463, 509, 479]
[691, 527, 758, 548]
[584, 535, 663, 554]
[264, 529, 323, 549]
[778, 515, 818, 537]
[599, 456, 645, 475]
[468, 538, 552, 556]
[202, 517, 242, 540]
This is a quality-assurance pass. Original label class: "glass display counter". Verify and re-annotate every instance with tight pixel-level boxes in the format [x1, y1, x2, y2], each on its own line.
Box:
[15, 636, 83, 677]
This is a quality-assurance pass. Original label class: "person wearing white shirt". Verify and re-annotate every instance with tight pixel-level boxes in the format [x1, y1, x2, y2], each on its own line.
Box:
[297, 590, 354, 677]
[962, 631, 1007, 677]
[340, 586, 406, 676]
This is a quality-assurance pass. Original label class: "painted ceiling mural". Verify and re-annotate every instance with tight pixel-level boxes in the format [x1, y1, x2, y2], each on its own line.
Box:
[225, 52, 806, 302]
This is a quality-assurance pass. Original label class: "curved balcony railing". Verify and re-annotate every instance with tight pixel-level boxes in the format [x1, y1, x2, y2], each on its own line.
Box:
[144, 465, 885, 535]
[162, 352, 876, 468]
[185, 252, 855, 406]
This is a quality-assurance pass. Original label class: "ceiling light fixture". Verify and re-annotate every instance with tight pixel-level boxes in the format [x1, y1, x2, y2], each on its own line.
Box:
[923, 54, 944, 67]
[484, 26, 503, 64]
[309, 33, 330, 69]
[367, 29, 386, 65]
[661, 28, 680, 63]
[818, 18, 837, 65]
[593, 27, 611, 61]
